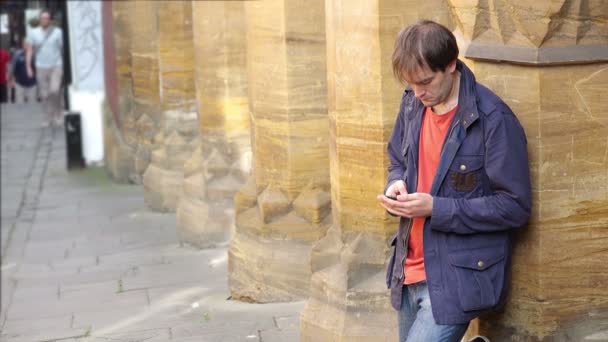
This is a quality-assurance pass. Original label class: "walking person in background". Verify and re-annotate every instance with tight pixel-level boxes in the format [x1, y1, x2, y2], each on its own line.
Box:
[0, 46, 9, 103]
[25, 9, 64, 126]
[8, 38, 37, 103]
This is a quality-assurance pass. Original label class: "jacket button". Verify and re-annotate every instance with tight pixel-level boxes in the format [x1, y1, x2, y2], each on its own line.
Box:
[477, 261, 484, 268]
[460, 164, 466, 171]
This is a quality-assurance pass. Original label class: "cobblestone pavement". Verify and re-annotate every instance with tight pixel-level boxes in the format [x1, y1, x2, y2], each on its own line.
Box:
[1, 103, 303, 342]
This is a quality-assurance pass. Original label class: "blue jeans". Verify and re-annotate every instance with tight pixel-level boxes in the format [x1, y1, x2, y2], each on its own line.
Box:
[398, 282, 469, 342]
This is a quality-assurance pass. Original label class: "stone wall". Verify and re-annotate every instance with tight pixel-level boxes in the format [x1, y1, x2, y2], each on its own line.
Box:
[449, 0, 608, 339]
[228, 0, 331, 303]
[130, 1, 161, 184]
[176, 1, 251, 248]
[142, 1, 199, 212]
[103, 0, 135, 183]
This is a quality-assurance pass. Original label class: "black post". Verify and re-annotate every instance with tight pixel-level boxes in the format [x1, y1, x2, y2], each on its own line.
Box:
[64, 111, 85, 169]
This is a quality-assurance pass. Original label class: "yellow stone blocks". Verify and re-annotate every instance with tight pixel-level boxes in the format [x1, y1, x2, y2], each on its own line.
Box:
[176, 1, 252, 248]
[142, 1, 199, 212]
[227, 0, 331, 303]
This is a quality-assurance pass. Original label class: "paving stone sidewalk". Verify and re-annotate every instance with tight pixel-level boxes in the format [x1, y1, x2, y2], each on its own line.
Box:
[1, 103, 303, 342]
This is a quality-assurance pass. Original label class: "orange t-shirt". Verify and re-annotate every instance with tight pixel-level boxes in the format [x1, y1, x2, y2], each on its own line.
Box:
[404, 105, 458, 285]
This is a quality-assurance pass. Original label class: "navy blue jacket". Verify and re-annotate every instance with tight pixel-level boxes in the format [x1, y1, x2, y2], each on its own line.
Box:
[385, 60, 531, 325]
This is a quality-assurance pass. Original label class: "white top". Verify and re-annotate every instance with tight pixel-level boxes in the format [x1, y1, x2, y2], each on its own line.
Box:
[26, 26, 63, 68]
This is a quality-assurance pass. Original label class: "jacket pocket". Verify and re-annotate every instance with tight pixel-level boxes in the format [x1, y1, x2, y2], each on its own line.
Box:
[385, 233, 398, 289]
[447, 155, 483, 194]
[448, 246, 505, 312]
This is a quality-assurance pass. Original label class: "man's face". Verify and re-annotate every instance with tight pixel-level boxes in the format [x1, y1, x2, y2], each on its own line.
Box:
[40, 12, 51, 28]
[402, 61, 456, 108]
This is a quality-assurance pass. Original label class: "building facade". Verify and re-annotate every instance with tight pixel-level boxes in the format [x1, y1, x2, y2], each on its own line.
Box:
[102, 1, 608, 340]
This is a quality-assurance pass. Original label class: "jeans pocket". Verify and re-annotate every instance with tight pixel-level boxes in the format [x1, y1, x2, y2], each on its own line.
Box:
[448, 246, 505, 312]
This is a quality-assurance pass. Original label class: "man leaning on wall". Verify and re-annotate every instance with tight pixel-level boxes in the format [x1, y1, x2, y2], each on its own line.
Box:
[377, 20, 532, 342]
[25, 9, 64, 127]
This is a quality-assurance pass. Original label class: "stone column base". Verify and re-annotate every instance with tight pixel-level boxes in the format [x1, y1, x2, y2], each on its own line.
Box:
[300, 271, 397, 342]
[177, 196, 234, 248]
[142, 162, 183, 212]
[176, 170, 235, 248]
[300, 227, 397, 341]
[131, 145, 151, 185]
[102, 101, 136, 184]
[228, 231, 313, 303]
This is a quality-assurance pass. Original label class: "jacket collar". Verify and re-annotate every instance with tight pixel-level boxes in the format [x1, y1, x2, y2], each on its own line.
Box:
[455, 60, 479, 130]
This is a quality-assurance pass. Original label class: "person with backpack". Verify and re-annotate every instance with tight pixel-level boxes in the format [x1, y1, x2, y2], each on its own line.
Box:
[8, 39, 37, 103]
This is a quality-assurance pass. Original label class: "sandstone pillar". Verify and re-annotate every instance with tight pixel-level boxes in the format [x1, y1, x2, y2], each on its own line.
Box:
[448, 1, 608, 340]
[143, 1, 199, 212]
[176, 2, 251, 248]
[300, 1, 453, 340]
[103, 0, 135, 183]
[228, 0, 330, 302]
[129, 1, 161, 184]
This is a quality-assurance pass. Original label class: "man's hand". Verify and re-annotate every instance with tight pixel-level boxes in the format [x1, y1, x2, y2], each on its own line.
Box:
[385, 180, 407, 198]
[26, 66, 33, 78]
[377, 192, 433, 218]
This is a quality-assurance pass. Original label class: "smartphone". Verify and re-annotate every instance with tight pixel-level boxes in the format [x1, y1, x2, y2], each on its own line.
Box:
[386, 195, 398, 201]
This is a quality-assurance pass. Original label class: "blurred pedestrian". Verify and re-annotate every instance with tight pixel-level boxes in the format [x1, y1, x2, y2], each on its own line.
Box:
[8, 38, 37, 103]
[25, 9, 63, 127]
[0, 47, 9, 103]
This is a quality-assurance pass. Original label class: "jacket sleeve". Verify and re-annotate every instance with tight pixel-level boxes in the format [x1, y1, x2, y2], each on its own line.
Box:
[384, 92, 408, 195]
[430, 109, 532, 234]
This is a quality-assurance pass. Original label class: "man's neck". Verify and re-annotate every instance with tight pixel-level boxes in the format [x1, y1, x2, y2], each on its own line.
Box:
[431, 71, 460, 115]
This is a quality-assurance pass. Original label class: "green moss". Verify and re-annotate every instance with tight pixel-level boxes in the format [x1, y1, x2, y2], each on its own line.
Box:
[69, 166, 132, 192]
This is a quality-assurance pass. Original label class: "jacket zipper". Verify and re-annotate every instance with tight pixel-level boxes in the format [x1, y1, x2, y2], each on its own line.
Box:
[400, 218, 414, 282]
[399, 120, 459, 283]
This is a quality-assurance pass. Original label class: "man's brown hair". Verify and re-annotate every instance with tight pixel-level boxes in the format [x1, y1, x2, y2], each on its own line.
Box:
[392, 20, 459, 84]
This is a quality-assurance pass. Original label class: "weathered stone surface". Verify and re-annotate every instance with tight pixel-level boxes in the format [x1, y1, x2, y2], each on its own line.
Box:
[128, 0, 161, 184]
[104, 1, 164, 184]
[449, 0, 608, 64]
[176, 1, 252, 249]
[102, 100, 135, 184]
[228, 0, 330, 303]
[468, 62, 608, 341]
[443, 3, 608, 340]
[110, 1, 134, 121]
[103, 1, 137, 183]
[301, 1, 452, 341]
[142, 1, 198, 212]
[176, 144, 236, 247]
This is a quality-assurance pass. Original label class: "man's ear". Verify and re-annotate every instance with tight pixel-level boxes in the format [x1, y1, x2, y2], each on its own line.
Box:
[447, 59, 457, 74]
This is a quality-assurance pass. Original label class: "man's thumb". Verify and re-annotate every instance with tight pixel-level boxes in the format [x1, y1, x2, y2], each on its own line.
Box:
[396, 181, 407, 195]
